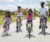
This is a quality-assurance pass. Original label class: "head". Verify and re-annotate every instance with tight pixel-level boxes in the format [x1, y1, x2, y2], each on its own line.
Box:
[41, 2, 45, 8]
[6, 12, 10, 17]
[28, 9, 33, 14]
[18, 6, 21, 12]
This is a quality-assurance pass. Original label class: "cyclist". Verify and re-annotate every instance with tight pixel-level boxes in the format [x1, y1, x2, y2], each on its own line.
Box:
[26, 9, 33, 30]
[39, 2, 48, 29]
[2, 12, 12, 36]
[15, 6, 22, 28]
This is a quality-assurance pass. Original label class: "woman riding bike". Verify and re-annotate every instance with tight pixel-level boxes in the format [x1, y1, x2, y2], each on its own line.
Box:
[2, 12, 12, 36]
[26, 9, 33, 31]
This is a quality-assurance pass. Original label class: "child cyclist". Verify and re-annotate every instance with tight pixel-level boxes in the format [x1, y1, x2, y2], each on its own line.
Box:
[39, 2, 48, 29]
[26, 9, 33, 30]
[2, 12, 12, 36]
[15, 6, 22, 28]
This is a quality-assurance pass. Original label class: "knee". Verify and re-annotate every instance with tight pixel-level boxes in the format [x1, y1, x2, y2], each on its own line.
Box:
[45, 17, 47, 20]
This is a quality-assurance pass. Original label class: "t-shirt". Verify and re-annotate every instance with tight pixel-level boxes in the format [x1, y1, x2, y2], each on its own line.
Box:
[17, 11, 22, 17]
[39, 8, 47, 16]
[27, 14, 33, 20]
[5, 17, 10, 22]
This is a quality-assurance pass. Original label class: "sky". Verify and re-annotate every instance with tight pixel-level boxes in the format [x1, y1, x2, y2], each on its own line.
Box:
[0, 0, 48, 11]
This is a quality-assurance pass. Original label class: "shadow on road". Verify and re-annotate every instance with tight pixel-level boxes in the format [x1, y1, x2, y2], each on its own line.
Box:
[1, 33, 11, 37]
[39, 31, 50, 35]
[15, 30, 22, 33]
[25, 34, 36, 38]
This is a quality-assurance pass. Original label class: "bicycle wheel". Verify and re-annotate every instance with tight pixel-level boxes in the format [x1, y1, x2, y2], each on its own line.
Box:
[42, 25, 45, 35]
[17, 23, 18, 32]
[19, 23, 21, 31]
[43, 25, 45, 35]
[29, 31, 31, 38]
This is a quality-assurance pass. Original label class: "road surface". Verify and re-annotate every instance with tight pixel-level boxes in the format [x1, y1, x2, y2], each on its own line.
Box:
[0, 18, 50, 42]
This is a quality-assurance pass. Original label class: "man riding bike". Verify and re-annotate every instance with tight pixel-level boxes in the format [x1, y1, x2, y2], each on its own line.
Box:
[15, 6, 22, 30]
[39, 2, 48, 29]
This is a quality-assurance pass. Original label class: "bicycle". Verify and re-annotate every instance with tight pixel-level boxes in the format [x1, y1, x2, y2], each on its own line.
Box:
[27, 23, 32, 38]
[2, 22, 9, 37]
[40, 16, 46, 35]
[16, 16, 21, 32]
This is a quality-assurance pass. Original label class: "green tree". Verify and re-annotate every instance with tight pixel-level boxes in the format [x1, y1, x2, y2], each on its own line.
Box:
[23, 9, 27, 15]
[46, 1, 50, 16]
[0, 10, 6, 15]
[33, 9, 37, 16]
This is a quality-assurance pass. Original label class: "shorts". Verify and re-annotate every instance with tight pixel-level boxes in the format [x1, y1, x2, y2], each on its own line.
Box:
[3, 22, 10, 28]
[27, 20, 32, 23]
[16, 17, 21, 22]
[40, 15, 47, 19]
[16, 16, 22, 19]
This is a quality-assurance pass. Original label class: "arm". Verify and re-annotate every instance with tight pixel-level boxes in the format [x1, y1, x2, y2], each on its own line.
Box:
[32, 13, 35, 20]
[21, 11, 23, 17]
[15, 10, 17, 17]
[46, 11, 48, 16]
[38, 11, 40, 17]
[10, 17, 13, 22]
[32, 13, 34, 18]
[1, 16, 5, 21]
[21, 12, 23, 17]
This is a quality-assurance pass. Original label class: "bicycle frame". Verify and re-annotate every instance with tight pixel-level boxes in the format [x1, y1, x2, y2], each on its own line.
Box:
[17, 17, 21, 32]
[27, 23, 31, 38]
[4, 22, 9, 31]
[41, 16, 46, 35]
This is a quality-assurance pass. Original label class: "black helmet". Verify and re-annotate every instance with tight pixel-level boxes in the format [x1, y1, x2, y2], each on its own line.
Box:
[18, 6, 21, 9]
[41, 2, 45, 4]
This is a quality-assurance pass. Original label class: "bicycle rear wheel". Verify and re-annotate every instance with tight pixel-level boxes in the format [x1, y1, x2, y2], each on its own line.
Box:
[42, 25, 45, 35]
[17, 23, 19, 32]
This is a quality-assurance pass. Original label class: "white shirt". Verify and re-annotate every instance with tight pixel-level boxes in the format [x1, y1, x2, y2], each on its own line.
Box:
[17, 12, 22, 17]
[39, 8, 47, 16]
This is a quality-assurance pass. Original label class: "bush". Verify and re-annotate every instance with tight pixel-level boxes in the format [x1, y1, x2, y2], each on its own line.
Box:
[23, 10, 27, 15]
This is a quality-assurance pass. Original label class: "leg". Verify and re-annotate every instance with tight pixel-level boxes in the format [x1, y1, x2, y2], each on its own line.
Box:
[20, 18, 22, 26]
[8, 23, 10, 31]
[26, 22, 28, 30]
[16, 18, 17, 24]
[3, 27, 7, 35]
[31, 22, 33, 30]
[39, 18, 42, 28]
[3, 24, 7, 33]
[44, 17, 47, 28]
[3, 28, 6, 33]
[16, 18, 17, 28]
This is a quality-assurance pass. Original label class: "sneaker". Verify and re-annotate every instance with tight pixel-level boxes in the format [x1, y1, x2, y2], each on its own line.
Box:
[46, 25, 48, 28]
[39, 25, 41, 29]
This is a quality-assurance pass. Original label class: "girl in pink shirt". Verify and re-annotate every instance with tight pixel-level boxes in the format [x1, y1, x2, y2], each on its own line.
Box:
[26, 9, 33, 30]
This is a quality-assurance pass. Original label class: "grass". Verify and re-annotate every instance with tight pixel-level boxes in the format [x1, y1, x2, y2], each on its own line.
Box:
[0, 14, 50, 25]
[0, 15, 26, 25]
[48, 17, 50, 22]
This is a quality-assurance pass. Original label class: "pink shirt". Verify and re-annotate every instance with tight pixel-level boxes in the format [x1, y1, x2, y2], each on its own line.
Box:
[27, 14, 33, 20]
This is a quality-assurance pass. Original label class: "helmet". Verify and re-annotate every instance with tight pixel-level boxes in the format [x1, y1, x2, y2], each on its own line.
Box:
[41, 2, 45, 4]
[18, 6, 21, 9]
